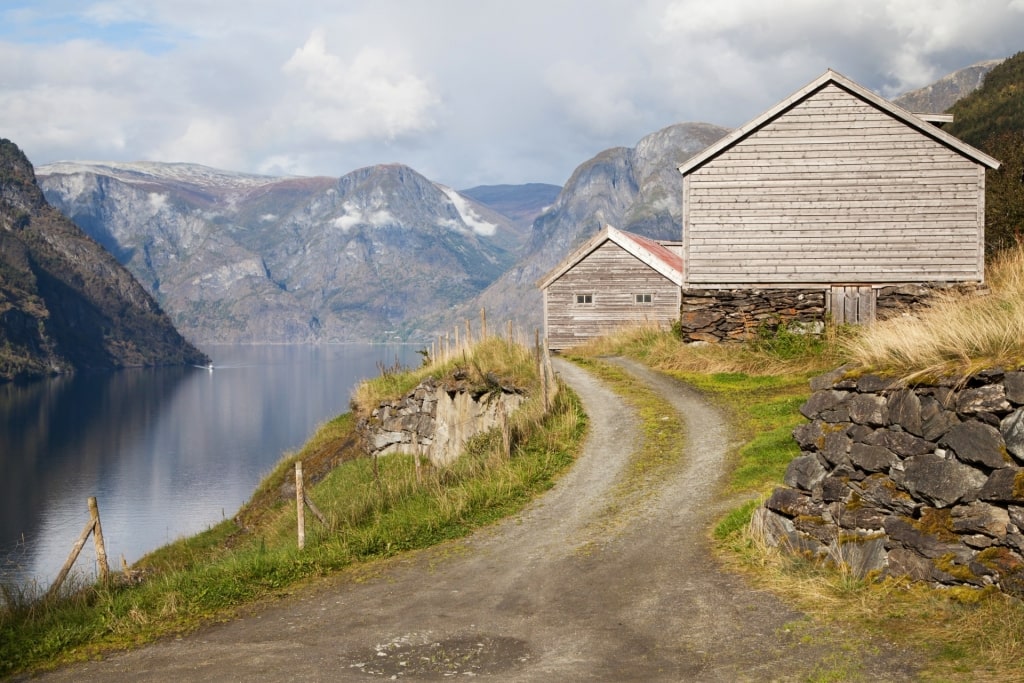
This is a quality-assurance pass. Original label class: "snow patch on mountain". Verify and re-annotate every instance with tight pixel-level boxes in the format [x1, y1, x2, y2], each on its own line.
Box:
[441, 186, 496, 236]
[332, 202, 397, 231]
[38, 161, 286, 190]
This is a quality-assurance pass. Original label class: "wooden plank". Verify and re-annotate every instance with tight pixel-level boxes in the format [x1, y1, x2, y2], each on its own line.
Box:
[682, 173, 691, 287]
[690, 183, 977, 196]
[844, 287, 858, 324]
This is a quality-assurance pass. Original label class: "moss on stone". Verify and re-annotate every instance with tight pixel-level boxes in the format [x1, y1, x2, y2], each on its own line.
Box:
[914, 508, 959, 543]
[934, 552, 980, 581]
[1013, 470, 1024, 499]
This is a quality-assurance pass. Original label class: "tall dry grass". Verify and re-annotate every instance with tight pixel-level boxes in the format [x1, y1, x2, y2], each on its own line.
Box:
[842, 243, 1024, 381]
[350, 328, 539, 415]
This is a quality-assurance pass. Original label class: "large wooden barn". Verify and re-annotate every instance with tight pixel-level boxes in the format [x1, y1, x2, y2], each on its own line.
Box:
[676, 69, 1000, 341]
[538, 226, 682, 350]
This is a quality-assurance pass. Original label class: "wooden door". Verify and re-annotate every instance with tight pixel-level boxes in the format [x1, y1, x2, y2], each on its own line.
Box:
[829, 286, 876, 325]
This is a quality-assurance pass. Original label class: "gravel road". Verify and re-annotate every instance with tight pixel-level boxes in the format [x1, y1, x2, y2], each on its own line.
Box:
[30, 358, 918, 681]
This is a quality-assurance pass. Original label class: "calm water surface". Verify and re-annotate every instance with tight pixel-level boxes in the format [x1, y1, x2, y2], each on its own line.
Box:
[0, 344, 418, 588]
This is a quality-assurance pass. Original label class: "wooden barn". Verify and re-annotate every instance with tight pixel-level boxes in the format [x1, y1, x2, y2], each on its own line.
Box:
[676, 69, 1000, 340]
[538, 226, 683, 350]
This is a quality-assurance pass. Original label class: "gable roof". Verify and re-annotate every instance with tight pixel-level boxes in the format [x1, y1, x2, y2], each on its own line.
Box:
[678, 69, 1000, 176]
[537, 225, 683, 290]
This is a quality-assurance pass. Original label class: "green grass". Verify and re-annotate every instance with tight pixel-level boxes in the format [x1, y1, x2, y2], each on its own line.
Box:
[658, 371, 810, 495]
[0, 340, 586, 678]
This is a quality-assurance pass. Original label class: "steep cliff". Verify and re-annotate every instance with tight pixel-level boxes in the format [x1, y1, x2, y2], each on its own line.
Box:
[0, 140, 207, 382]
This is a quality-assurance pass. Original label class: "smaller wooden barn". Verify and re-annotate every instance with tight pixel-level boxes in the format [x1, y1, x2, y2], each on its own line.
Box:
[538, 225, 683, 350]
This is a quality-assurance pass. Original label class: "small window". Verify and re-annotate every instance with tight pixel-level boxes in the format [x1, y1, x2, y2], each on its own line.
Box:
[575, 293, 593, 304]
[634, 293, 652, 304]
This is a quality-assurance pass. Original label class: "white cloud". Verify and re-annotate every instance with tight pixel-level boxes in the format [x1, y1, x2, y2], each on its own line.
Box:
[3, 1, 1022, 189]
[543, 61, 642, 137]
[277, 29, 440, 144]
[149, 117, 243, 168]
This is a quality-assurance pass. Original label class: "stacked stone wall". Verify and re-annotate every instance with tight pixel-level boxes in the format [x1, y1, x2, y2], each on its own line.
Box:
[678, 284, 971, 343]
[757, 365, 1024, 596]
[357, 376, 525, 467]
[679, 289, 825, 343]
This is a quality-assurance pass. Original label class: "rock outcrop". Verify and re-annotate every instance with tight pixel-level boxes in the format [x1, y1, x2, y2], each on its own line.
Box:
[358, 375, 525, 467]
[758, 365, 1024, 597]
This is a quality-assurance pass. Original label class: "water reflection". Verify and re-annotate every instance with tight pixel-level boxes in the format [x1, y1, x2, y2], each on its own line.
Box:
[0, 344, 417, 587]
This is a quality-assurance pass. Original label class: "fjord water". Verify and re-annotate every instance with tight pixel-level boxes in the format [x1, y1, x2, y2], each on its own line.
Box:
[0, 344, 418, 590]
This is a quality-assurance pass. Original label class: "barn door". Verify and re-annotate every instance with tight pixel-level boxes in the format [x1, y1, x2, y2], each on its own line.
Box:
[829, 286, 876, 325]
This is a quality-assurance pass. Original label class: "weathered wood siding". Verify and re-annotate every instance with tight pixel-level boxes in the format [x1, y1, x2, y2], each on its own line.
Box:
[684, 83, 985, 286]
[545, 241, 680, 350]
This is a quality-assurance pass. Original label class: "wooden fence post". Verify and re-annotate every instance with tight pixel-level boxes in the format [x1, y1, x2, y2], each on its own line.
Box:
[295, 461, 305, 550]
[501, 408, 512, 460]
[47, 517, 95, 600]
[303, 493, 328, 527]
[544, 341, 557, 408]
[88, 496, 109, 583]
[480, 308, 487, 340]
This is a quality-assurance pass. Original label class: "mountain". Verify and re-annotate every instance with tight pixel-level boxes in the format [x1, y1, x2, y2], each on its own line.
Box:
[945, 51, 1024, 256]
[892, 58, 1003, 114]
[39, 162, 523, 343]
[423, 122, 730, 333]
[0, 140, 207, 382]
[459, 183, 561, 238]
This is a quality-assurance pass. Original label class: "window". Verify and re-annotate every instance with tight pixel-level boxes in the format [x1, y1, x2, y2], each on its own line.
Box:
[635, 293, 652, 304]
[575, 293, 593, 304]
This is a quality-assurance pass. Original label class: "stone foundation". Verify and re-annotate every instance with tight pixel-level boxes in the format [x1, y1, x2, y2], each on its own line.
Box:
[758, 365, 1024, 597]
[679, 284, 978, 343]
[679, 288, 825, 343]
[358, 375, 525, 467]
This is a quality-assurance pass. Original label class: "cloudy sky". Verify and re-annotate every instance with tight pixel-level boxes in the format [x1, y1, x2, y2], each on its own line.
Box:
[1, 1, 1022, 189]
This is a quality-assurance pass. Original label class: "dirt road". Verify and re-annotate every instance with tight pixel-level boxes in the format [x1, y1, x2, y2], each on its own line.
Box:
[32, 358, 917, 681]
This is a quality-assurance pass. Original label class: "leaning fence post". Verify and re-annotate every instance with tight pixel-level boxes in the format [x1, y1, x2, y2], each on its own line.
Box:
[296, 461, 305, 550]
[303, 493, 328, 527]
[47, 509, 96, 600]
[88, 496, 109, 583]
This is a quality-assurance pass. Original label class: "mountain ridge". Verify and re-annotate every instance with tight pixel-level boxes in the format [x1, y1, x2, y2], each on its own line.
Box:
[39, 162, 525, 343]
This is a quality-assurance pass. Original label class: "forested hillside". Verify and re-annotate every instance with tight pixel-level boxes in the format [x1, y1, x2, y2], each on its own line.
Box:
[946, 51, 1024, 256]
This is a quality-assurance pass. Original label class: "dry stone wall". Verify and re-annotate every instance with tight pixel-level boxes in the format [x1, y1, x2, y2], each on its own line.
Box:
[757, 365, 1024, 596]
[678, 284, 956, 343]
[358, 375, 525, 467]
[679, 289, 826, 343]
